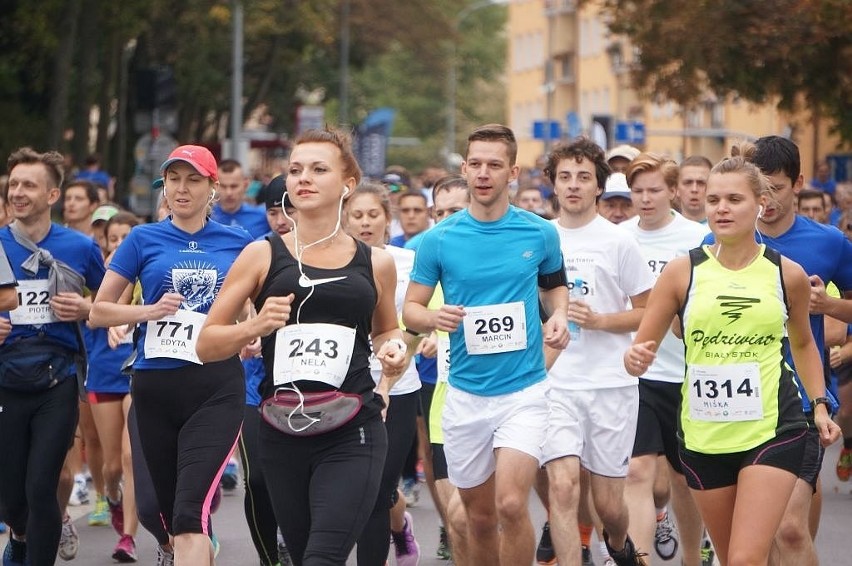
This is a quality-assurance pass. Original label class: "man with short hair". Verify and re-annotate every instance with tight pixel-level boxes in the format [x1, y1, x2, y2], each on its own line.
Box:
[62, 179, 100, 236]
[404, 124, 569, 565]
[210, 158, 268, 238]
[389, 189, 431, 247]
[74, 153, 112, 201]
[810, 159, 836, 196]
[676, 156, 712, 223]
[543, 137, 654, 566]
[797, 189, 829, 224]
[0, 147, 105, 565]
[515, 186, 547, 216]
[598, 172, 636, 224]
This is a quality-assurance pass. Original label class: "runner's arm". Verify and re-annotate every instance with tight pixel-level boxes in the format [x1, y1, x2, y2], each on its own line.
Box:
[197, 241, 290, 363]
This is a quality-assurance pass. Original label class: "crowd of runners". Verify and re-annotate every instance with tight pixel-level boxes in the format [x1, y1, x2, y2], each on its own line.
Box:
[0, 122, 849, 566]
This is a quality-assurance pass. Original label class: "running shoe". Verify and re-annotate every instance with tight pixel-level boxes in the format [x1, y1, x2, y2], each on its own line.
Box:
[58, 514, 79, 561]
[436, 526, 452, 560]
[108, 493, 125, 536]
[401, 477, 420, 507]
[700, 536, 716, 566]
[603, 531, 648, 566]
[2, 538, 27, 566]
[391, 511, 421, 566]
[156, 545, 175, 566]
[112, 534, 137, 563]
[836, 447, 852, 481]
[536, 521, 556, 564]
[653, 510, 679, 560]
[221, 459, 239, 492]
[88, 494, 111, 526]
[582, 544, 596, 566]
[68, 474, 89, 506]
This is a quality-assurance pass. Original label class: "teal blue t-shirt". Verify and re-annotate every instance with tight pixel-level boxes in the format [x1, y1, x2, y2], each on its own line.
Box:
[410, 206, 563, 396]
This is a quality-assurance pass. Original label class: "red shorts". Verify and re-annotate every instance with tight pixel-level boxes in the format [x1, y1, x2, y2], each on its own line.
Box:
[87, 391, 127, 404]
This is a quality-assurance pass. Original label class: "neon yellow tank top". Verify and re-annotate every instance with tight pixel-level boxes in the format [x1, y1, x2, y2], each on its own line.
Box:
[680, 245, 805, 454]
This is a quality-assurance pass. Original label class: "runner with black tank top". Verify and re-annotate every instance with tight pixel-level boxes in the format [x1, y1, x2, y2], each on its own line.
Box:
[197, 128, 407, 566]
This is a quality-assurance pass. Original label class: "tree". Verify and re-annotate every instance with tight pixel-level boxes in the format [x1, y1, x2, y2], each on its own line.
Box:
[0, 0, 507, 196]
[600, 0, 852, 144]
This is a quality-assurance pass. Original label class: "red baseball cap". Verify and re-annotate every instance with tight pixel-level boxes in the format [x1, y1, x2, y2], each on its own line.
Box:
[160, 145, 218, 181]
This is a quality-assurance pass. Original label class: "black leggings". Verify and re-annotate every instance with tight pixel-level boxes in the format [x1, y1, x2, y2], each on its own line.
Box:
[132, 358, 244, 535]
[260, 413, 387, 566]
[356, 391, 419, 565]
[240, 405, 280, 565]
[127, 402, 169, 545]
[0, 377, 78, 566]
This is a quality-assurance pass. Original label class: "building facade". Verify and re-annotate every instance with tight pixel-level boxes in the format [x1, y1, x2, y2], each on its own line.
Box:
[506, 0, 851, 182]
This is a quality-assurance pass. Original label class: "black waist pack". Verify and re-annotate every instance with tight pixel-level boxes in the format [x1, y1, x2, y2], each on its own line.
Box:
[0, 337, 77, 392]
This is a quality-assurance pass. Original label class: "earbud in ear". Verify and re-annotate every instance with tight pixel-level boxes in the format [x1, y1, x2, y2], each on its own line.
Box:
[342, 187, 350, 196]
[758, 205, 764, 218]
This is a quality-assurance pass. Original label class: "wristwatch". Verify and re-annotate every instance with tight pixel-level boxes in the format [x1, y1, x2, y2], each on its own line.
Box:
[811, 396, 831, 409]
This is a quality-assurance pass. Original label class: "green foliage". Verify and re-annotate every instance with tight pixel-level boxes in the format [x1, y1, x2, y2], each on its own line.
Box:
[600, 0, 852, 144]
[0, 0, 507, 187]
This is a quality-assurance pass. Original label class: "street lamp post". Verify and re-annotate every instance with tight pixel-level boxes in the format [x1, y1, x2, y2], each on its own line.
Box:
[230, 0, 245, 165]
[444, 0, 510, 164]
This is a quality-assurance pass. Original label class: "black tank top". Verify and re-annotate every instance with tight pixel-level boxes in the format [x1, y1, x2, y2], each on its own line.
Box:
[255, 235, 378, 402]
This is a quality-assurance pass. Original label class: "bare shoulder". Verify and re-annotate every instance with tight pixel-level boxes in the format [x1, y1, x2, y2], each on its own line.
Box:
[371, 246, 396, 276]
[779, 255, 809, 289]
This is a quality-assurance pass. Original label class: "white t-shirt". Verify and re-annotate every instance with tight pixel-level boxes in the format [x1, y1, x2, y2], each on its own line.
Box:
[621, 211, 710, 383]
[549, 215, 656, 390]
[370, 245, 421, 395]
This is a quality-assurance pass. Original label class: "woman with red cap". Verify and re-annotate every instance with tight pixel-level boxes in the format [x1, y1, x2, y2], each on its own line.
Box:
[91, 145, 252, 565]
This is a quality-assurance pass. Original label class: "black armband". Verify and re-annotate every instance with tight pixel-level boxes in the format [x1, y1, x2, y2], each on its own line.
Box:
[538, 268, 567, 290]
[404, 327, 427, 338]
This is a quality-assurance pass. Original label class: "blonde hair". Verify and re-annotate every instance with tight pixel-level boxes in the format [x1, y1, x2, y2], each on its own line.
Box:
[625, 152, 679, 189]
[711, 141, 775, 200]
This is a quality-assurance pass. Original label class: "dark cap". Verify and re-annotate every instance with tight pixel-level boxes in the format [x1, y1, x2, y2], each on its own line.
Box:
[263, 174, 292, 210]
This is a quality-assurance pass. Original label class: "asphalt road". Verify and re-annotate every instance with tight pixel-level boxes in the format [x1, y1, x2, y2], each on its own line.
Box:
[1, 442, 850, 564]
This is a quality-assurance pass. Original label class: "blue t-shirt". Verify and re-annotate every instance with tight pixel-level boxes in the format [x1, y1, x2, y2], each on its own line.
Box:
[702, 215, 852, 409]
[75, 169, 111, 188]
[108, 219, 252, 370]
[409, 206, 563, 396]
[404, 231, 426, 251]
[210, 203, 269, 239]
[0, 224, 105, 353]
[811, 179, 837, 196]
[241, 230, 276, 406]
[85, 325, 133, 394]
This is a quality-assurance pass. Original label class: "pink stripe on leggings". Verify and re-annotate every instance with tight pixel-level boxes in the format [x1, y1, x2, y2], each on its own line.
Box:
[201, 428, 242, 535]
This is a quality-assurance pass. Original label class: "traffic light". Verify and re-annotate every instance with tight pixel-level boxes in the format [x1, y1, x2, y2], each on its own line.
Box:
[135, 66, 177, 110]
